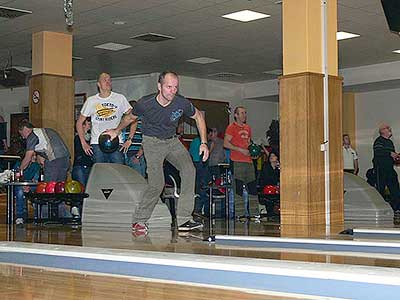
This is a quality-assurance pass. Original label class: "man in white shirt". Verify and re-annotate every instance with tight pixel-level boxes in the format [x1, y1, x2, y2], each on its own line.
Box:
[76, 73, 131, 163]
[343, 134, 359, 175]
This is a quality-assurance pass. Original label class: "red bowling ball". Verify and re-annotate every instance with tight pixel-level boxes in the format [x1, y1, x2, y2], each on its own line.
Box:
[45, 181, 57, 193]
[55, 181, 65, 193]
[36, 182, 47, 193]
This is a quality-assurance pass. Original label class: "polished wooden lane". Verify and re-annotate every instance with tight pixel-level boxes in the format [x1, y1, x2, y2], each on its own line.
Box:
[0, 263, 313, 300]
[1, 221, 400, 269]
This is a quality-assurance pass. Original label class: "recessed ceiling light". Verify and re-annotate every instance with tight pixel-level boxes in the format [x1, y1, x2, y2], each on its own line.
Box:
[208, 72, 242, 78]
[112, 21, 126, 25]
[336, 31, 360, 41]
[393, 50, 400, 54]
[130, 33, 175, 42]
[94, 42, 132, 51]
[222, 10, 270, 22]
[186, 57, 221, 64]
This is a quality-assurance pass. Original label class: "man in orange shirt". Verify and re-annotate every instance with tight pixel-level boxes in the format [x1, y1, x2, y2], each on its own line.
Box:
[224, 106, 255, 217]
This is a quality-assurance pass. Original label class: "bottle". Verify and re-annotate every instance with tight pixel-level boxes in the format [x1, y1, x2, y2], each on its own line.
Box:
[15, 169, 21, 182]
[39, 167, 45, 182]
[243, 184, 250, 217]
[10, 169, 15, 182]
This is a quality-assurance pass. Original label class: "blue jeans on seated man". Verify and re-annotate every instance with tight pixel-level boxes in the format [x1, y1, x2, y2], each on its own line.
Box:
[193, 161, 209, 216]
[125, 154, 146, 177]
[72, 165, 92, 186]
[92, 144, 124, 164]
[15, 186, 34, 220]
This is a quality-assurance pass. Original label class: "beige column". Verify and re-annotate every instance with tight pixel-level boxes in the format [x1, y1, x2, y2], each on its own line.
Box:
[29, 31, 74, 156]
[279, 0, 343, 235]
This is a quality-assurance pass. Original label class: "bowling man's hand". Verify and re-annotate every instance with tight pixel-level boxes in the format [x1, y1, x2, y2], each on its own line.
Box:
[199, 143, 209, 162]
[82, 141, 93, 156]
[104, 129, 119, 141]
[120, 140, 132, 153]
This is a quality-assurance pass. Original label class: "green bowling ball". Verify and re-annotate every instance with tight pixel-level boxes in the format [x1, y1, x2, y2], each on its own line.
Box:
[248, 143, 261, 157]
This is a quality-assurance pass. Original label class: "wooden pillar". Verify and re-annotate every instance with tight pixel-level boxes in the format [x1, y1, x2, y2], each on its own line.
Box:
[280, 0, 343, 235]
[29, 31, 74, 156]
[343, 92, 356, 149]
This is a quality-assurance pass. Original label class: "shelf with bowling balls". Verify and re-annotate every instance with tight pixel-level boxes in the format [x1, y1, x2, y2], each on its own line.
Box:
[24, 179, 89, 207]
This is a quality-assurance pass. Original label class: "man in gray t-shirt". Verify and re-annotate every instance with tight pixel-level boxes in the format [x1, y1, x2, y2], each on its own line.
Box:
[18, 120, 70, 181]
[107, 71, 209, 233]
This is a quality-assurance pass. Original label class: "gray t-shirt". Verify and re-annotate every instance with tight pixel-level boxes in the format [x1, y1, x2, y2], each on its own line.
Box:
[26, 128, 70, 161]
[133, 93, 196, 139]
[209, 137, 226, 166]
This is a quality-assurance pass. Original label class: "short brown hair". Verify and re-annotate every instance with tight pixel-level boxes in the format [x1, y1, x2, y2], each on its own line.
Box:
[18, 119, 33, 131]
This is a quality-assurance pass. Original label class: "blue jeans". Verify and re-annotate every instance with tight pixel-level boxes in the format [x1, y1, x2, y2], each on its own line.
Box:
[72, 165, 92, 186]
[15, 185, 36, 219]
[92, 144, 124, 164]
[125, 154, 146, 177]
[193, 161, 209, 215]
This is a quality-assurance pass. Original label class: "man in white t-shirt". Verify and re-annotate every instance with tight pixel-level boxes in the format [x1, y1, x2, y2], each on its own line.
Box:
[343, 134, 359, 175]
[76, 73, 131, 163]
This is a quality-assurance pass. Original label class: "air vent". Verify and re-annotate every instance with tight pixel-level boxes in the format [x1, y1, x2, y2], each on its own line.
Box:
[130, 33, 175, 42]
[0, 6, 32, 19]
[208, 72, 242, 78]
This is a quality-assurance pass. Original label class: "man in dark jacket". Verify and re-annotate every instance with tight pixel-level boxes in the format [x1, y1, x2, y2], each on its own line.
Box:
[373, 123, 400, 219]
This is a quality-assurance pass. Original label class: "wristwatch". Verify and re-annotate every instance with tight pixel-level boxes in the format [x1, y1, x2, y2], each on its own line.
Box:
[201, 141, 208, 146]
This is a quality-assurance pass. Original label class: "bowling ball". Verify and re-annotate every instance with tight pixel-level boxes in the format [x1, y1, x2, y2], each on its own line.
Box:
[248, 143, 261, 157]
[55, 181, 65, 193]
[263, 185, 278, 195]
[45, 181, 57, 193]
[98, 132, 119, 153]
[80, 182, 85, 193]
[36, 182, 47, 193]
[65, 180, 82, 194]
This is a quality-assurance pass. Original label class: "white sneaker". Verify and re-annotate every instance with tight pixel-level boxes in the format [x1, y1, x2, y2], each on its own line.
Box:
[15, 218, 24, 225]
[71, 207, 80, 217]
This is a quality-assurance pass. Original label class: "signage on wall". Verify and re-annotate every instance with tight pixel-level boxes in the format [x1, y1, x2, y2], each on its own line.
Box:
[32, 90, 40, 104]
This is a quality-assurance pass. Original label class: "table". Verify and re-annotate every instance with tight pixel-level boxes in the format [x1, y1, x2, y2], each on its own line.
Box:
[4, 181, 37, 241]
[5, 181, 38, 225]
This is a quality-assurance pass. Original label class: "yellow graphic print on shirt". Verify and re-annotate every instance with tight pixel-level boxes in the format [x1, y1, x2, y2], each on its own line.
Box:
[95, 103, 118, 121]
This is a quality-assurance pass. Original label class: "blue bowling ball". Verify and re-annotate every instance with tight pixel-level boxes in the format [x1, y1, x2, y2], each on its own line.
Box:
[98, 133, 119, 153]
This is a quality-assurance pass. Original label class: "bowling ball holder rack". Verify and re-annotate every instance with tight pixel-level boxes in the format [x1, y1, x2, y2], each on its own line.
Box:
[24, 192, 89, 226]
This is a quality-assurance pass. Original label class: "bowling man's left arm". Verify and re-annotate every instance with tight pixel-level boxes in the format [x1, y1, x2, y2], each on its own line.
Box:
[191, 108, 209, 162]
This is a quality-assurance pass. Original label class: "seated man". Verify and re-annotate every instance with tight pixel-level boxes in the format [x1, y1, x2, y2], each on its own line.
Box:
[14, 154, 41, 225]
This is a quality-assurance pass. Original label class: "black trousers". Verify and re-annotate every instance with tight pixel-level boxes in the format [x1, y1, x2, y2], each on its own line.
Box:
[376, 166, 400, 211]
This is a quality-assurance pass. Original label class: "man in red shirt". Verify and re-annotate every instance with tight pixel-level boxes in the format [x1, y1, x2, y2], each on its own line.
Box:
[224, 106, 255, 217]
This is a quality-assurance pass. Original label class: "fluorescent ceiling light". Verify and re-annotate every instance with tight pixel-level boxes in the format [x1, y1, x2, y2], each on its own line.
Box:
[112, 21, 126, 25]
[186, 57, 221, 64]
[336, 31, 360, 41]
[94, 42, 132, 51]
[222, 10, 270, 22]
[393, 50, 400, 54]
[13, 66, 31, 72]
[72, 56, 83, 60]
[263, 69, 282, 75]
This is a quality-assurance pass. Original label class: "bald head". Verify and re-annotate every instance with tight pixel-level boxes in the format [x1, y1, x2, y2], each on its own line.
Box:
[379, 123, 392, 138]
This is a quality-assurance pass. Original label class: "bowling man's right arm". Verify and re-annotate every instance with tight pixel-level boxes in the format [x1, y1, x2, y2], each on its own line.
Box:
[76, 114, 93, 156]
[107, 113, 138, 141]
